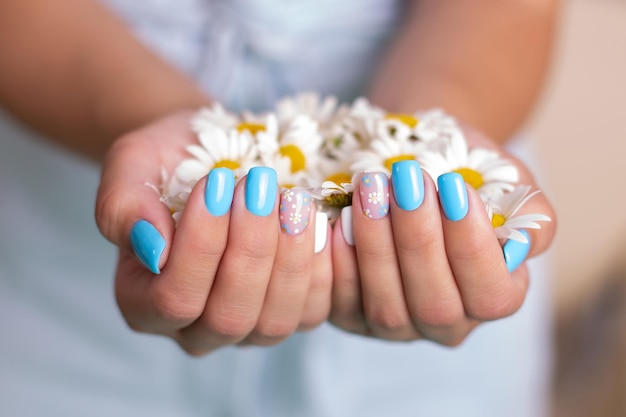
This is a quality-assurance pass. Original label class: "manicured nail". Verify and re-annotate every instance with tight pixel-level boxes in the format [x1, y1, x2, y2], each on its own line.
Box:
[503, 230, 531, 273]
[359, 172, 389, 219]
[437, 172, 468, 221]
[392, 160, 424, 211]
[245, 166, 277, 216]
[314, 212, 328, 253]
[341, 206, 354, 246]
[205, 168, 235, 216]
[279, 189, 311, 235]
[130, 220, 165, 274]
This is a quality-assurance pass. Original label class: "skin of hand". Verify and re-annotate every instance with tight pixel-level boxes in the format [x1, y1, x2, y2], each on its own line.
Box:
[329, 125, 557, 345]
[2, 0, 560, 353]
[95, 112, 333, 356]
[324, 0, 560, 344]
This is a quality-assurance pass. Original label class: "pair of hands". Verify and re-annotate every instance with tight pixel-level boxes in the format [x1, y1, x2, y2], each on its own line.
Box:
[95, 111, 556, 356]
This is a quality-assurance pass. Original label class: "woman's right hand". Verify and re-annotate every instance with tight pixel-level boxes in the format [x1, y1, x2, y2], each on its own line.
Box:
[95, 112, 332, 356]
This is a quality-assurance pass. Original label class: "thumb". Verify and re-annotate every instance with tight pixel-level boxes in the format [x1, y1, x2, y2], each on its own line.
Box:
[95, 133, 181, 274]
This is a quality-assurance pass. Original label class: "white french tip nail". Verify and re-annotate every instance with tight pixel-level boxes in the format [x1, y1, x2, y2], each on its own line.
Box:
[341, 206, 354, 246]
[314, 212, 328, 254]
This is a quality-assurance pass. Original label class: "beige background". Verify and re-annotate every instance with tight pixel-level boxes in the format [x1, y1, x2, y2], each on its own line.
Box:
[527, 0, 626, 314]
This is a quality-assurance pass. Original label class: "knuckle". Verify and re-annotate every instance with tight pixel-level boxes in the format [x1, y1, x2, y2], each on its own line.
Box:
[413, 304, 464, 330]
[356, 245, 397, 266]
[203, 311, 256, 341]
[121, 315, 147, 334]
[253, 318, 297, 343]
[367, 307, 410, 334]
[178, 344, 210, 358]
[396, 227, 441, 255]
[449, 237, 486, 264]
[236, 239, 277, 265]
[437, 334, 468, 348]
[151, 291, 204, 327]
[466, 291, 524, 321]
[299, 306, 331, 331]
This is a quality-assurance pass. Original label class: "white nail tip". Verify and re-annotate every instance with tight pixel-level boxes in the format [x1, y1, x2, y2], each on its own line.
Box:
[341, 206, 354, 246]
[314, 212, 328, 254]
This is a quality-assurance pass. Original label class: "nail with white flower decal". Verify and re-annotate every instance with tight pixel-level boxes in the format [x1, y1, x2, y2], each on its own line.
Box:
[279, 189, 311, 236]
[359, 172, 390, 219]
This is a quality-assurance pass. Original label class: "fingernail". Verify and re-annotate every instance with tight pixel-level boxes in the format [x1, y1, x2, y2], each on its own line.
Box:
[279, 189, 311, 235]
[314, 212, 328, 253]
[437, 172, 468, 221]
[341, 206, 354, 246]
[503, 230, 531, 273]
[359, 172, 389, 219]
[245, 166, 277, 216]
[130, 220, 165, 274]
[205, 168, 235, 216]
[391, 160, 424, 211]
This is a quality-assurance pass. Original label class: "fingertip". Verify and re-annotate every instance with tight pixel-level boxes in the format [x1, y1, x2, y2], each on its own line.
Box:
[130, 219, 166, 274]
[340, 206, 354, 246]
[314, 212, 329, 254]
[205, 168, 235, 216]
[503, 230, 531, 273]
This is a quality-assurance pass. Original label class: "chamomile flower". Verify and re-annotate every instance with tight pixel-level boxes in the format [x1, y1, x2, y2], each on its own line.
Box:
[309, 177, 355, 221]
[349, 131, 425, 174]
[147, 167, 192, 223]
[419, 133, 519, 197]
[486, 185, 552, 243]
[257, 114, 323, 182]
[412, 108, 461, 142]
[340, 98, 386, 148]
[191, 103, 240, 133]
[175, 123, 259, 185]
[274, 92, 342, 131]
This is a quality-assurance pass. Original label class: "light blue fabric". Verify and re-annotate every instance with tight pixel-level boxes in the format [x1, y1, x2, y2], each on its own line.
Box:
[0, 1, 553, 416]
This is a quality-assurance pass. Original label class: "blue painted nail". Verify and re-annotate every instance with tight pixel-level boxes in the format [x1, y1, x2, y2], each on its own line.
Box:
[392, 160, 424, 211]
[437, 172, 469, 221]
[503, 230, 531, 273]
[205, 168, 235, 216]
[245, 166, 277, 216]
[130, 220, 165, 274]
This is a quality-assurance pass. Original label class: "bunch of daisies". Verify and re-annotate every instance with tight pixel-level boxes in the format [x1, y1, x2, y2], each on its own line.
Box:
[156, 92, 550, 244]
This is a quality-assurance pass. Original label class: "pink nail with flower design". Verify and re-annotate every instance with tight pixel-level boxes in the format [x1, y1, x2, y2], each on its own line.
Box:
[279, 189, 312, 235]
[359, 172, 390, 219]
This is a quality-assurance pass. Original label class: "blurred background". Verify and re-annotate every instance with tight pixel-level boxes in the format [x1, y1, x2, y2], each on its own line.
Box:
[526, 0, 626, 415]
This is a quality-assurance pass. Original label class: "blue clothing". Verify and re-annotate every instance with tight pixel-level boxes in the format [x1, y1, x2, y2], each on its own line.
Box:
[0, 1, 553, 416]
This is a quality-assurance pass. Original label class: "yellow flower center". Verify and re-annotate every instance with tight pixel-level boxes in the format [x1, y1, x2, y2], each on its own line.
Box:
[491, 213, 506, 228]
[386, 113, 419, 128]
[279, 144, 306, 173]
[325, 172, 352, 185]
[325, 193, 352, 208]
[454, 167, 484, 189]
[236, 122, 266, 135]
[213, 160, 240, 170]
[384, 154, 415, 172]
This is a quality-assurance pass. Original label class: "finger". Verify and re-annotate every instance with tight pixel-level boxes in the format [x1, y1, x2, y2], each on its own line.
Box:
[299, 214, 333, 331]
[244, 189, 316, 345]
[437, 172, 528, 322]
[178, 167, 279, 354]
[353, 172, 419, 340]
[95, 115, 194, 273]
[116, 169, 234, 334]
[462, 125, 557, 259]
[389, 161, 472, 345]
[330, 207, 369, 335]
